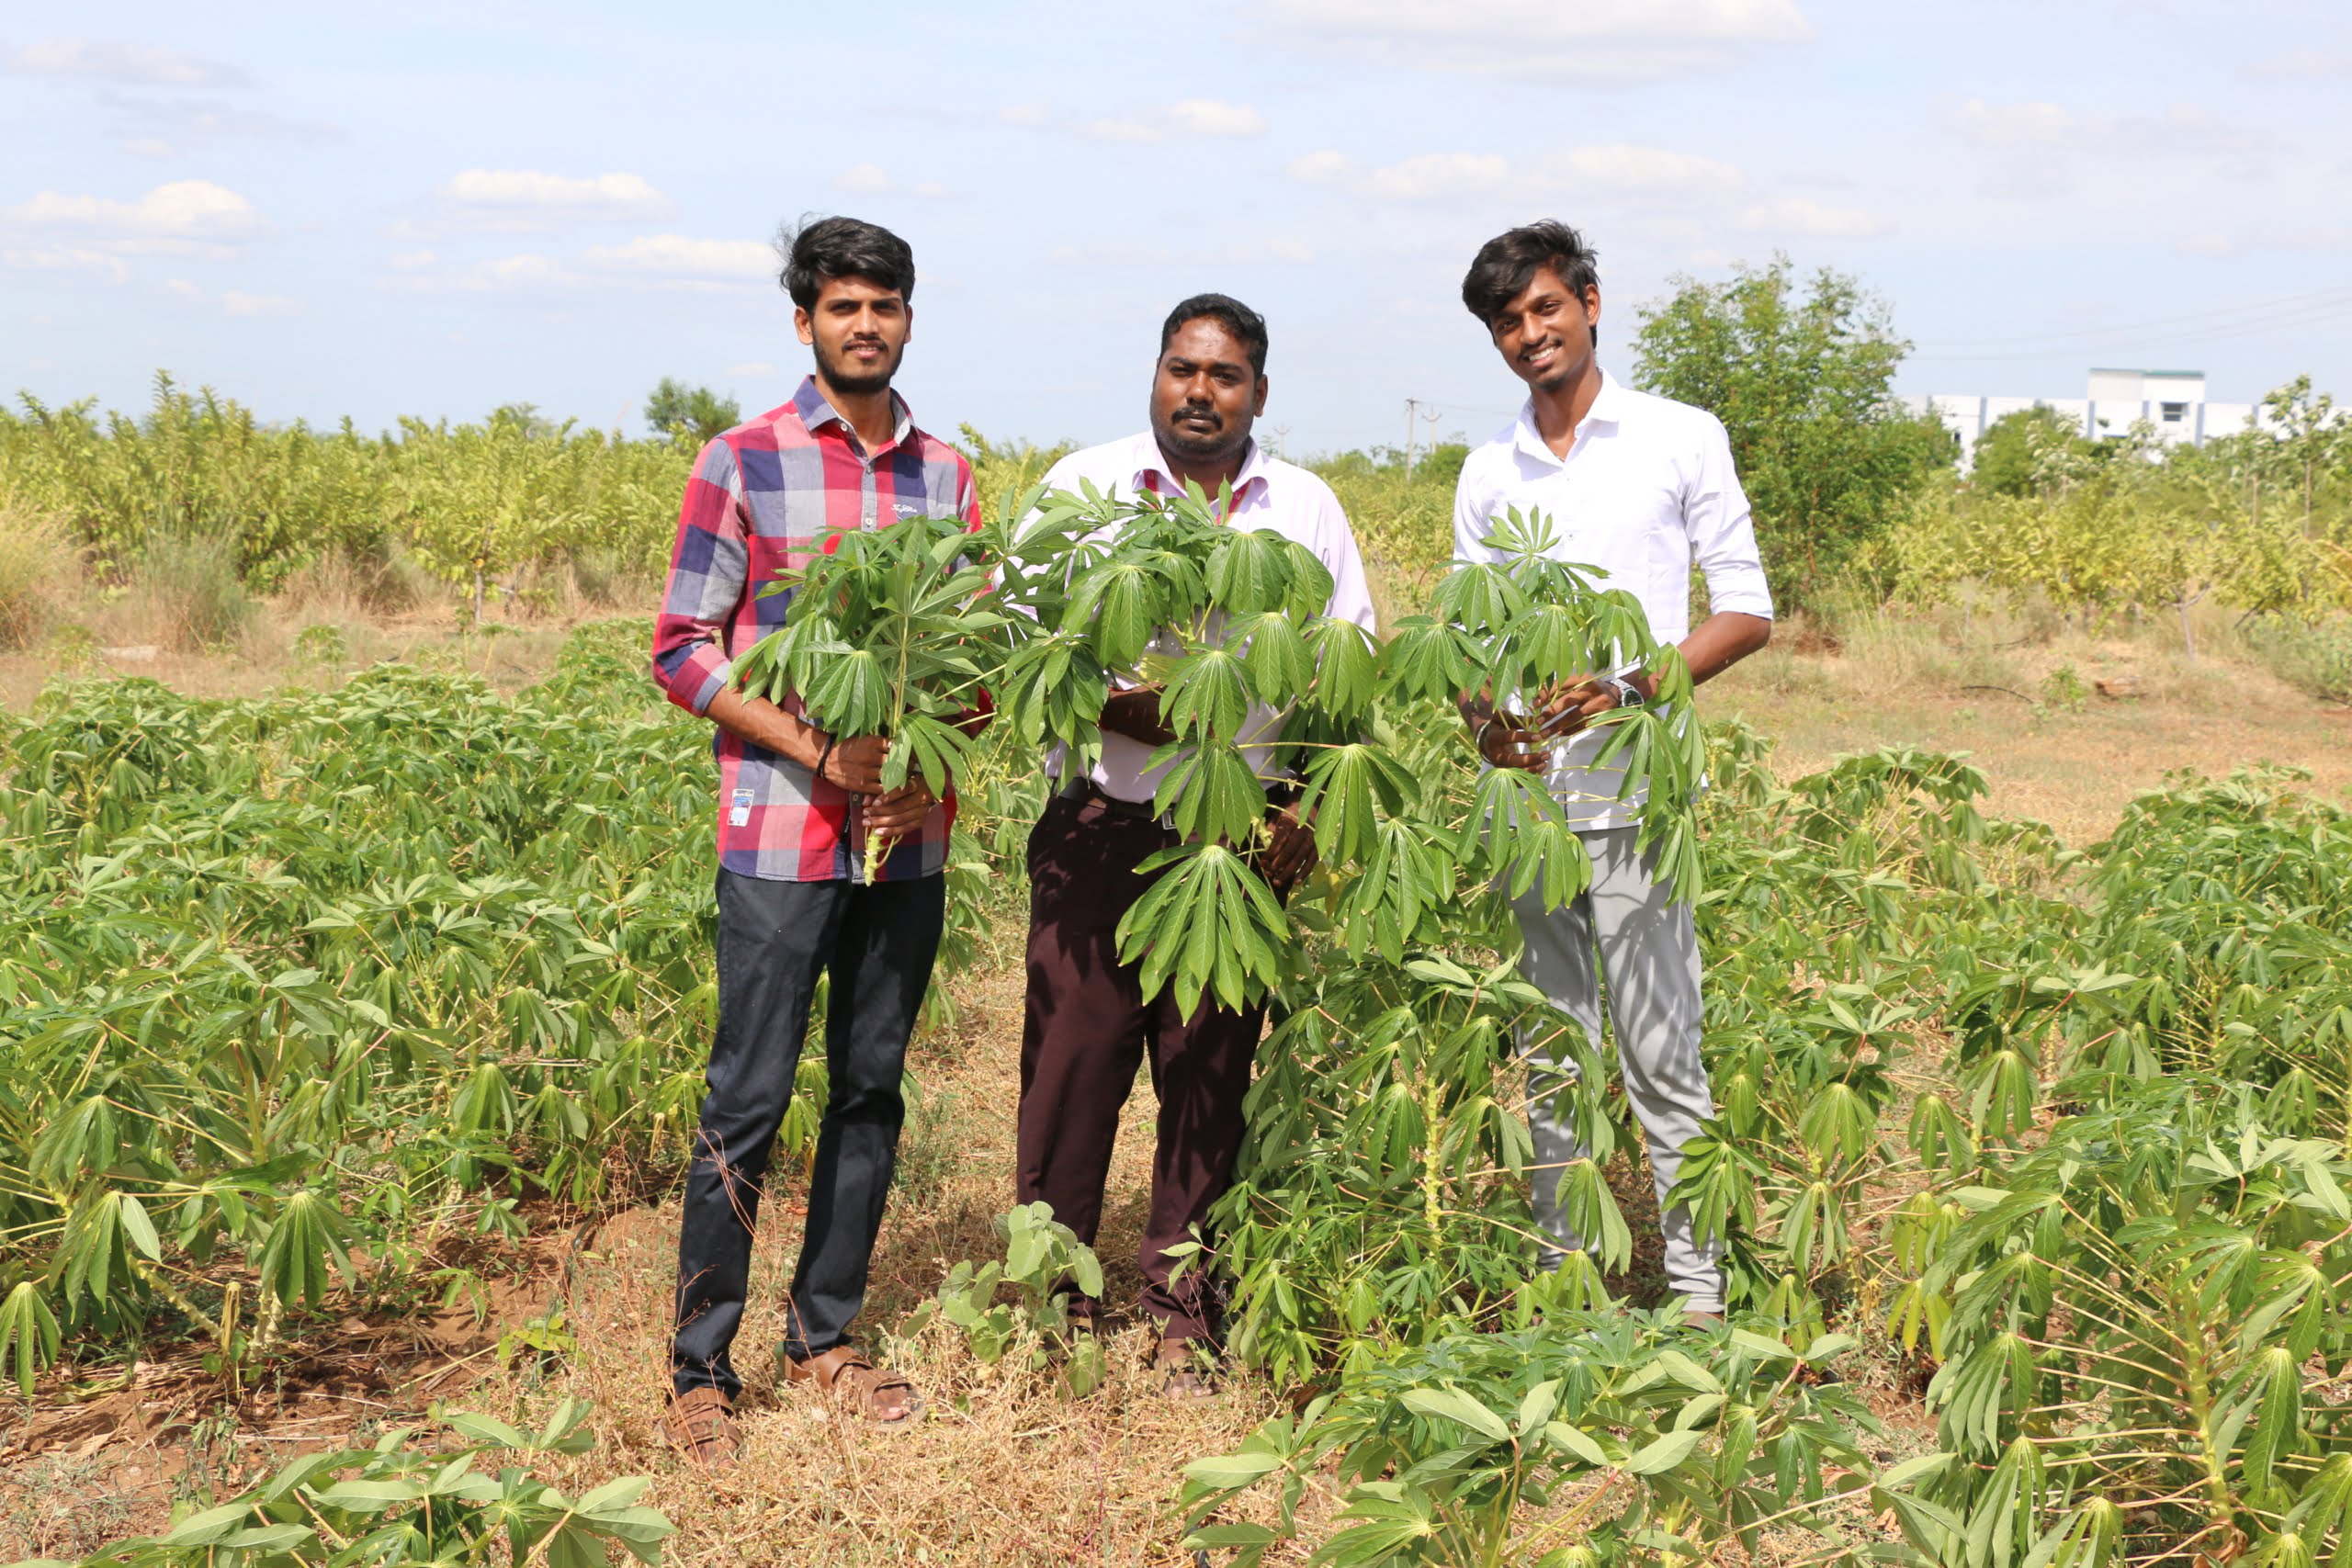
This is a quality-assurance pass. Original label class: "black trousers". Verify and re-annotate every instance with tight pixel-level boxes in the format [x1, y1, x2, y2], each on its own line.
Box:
[671, 868, 945, 1396]
[1016, 791, 1273, 1343]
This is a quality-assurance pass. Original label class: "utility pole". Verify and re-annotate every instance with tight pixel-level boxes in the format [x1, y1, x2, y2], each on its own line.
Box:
[1272, 423, 1292, 460]
[1405, 398, 1420, 473]
[1418, 401, 1443, 465]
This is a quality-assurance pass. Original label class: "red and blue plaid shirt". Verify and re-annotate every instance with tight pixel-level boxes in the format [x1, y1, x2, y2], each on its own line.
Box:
[651, 377, 980, 882]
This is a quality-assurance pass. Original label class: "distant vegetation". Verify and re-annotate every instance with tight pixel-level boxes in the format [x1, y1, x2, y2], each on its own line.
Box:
[2, 287, 2346, 670]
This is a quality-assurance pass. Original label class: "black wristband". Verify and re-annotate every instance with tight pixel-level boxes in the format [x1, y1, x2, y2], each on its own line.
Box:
[813, 735, 837, 785]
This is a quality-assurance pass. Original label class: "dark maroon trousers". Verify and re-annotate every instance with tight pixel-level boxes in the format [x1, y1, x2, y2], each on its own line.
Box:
[1016, 789, 1269, 1344]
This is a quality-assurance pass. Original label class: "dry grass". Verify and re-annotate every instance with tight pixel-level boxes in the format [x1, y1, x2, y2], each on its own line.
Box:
[1712, 598, 2352, 843]
[0, 509, 77, 652]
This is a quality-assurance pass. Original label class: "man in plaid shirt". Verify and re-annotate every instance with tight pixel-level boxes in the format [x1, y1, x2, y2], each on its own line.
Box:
[650, 217, 978, 1461]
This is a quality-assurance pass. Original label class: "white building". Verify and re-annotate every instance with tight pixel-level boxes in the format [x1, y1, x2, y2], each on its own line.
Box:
[1905, 369, 2264, 468]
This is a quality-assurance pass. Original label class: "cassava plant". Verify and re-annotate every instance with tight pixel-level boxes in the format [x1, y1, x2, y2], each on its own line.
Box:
[731, 512, 1011, 881]
[992, 487, 1708, 1020]
[1181, 1314, 1892, 1568]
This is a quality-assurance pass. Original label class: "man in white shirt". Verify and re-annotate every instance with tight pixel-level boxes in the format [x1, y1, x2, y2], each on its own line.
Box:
[1016, 293, 1375, 1392]
[1450, 221, 1773, 1321]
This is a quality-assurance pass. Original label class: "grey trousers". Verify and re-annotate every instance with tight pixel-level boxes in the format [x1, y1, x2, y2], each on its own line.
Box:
[1510, 827, 1724, 1313]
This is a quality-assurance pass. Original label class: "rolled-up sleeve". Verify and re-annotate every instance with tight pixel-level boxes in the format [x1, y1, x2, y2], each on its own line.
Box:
[650, 437, 747, 716]
[1688, 412, 1774, 621]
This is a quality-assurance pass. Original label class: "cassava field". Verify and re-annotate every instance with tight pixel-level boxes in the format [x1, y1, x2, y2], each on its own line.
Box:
[2, 388, 2352, 1566]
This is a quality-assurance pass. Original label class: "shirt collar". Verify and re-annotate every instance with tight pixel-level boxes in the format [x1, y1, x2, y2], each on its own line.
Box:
[1131, 431, 1271, 507]
[791, 374, 915, 453]
[1512, 367, 1626, 465]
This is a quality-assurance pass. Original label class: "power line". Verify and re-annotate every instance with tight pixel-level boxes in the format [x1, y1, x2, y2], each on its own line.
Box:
[1914, 285, 2352, 355]
[1914, 297, 2352, 365]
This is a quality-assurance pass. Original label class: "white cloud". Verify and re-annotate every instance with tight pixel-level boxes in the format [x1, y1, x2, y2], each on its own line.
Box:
[435, 169, 673, 229]
[722, 361, 775, 378]
[828, 164, 953, 199]
[385, 234, 775, 296]
[582, 234, 773, 281]
[222, 289, 302, 317]
[1292, 145, 1740, 204]
[2243, 47, 2352, 79]
[155, 277, 306, 315]
[1163, 98, 1267, 136]
[377, 253, 583, 294]
[1046, 235, 1315, 267]
[0, 179, 264, 255]
[1063, 99, 1269, 142]
[4, 37, 243, 86]
[1937, 97, 2269, 157]
[2174, 232, 2233, 257]
[1287, 150, 1351, 184]
[997, 102, 1049, 127]
[1048, 240, 1174, 266]
[99, 95, 341, 158]
[1260, 0, 1811, 81]
[1737, 197, 1890, 237]
[2, 245, 131, 283]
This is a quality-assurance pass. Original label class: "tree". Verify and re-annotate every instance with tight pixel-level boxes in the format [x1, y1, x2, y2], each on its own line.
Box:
[1632, 257, 1953, 606]
[643, 378, 741, 448]
[1969, 405, 2099, 497]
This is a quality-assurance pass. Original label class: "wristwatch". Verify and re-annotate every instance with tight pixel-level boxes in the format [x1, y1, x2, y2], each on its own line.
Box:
[1603, 675, 1645, 710]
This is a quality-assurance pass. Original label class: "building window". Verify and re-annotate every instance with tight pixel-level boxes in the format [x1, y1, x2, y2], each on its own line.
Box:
[2161, 401, 2188, 423]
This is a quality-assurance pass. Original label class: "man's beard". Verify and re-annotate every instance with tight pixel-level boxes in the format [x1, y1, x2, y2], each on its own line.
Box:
[1157, 408, 1246, 462]
[1521, 340, 1585, 394]
[813, 336, 903, 397]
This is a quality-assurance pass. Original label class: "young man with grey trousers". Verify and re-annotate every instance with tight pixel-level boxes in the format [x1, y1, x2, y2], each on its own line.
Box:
[1450, 221, 1774, 1320]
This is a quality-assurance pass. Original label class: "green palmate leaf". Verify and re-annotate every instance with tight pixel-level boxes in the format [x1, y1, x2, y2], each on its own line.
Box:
[1399, 1384, 1512, 1443]
[1205, 527, 1296, 614]
[1161, 646, 1254, 741]
[1115, 843, 1288, 1014]
[1377, 616, 1482, 705]
[1550, 1158, 1633, 1271]
[887, 710, 975, 797]
[1223, 609, 1314, 699]
[1183, 1450, 1287, 1489]
[255, 1189, 356, 1308]
[0, 1280, 61, 1395]
[797, 646, 888, 737]
[1430, 558, 1525, 633]
[1306, 615, 1380, 720]
[2235, 1344, 2305, 1495]
[1339, 817, 1450, 952]
[1068, 559, 1161, 668]
[1298, 742, 1419, 866]
[1623, 1427, 1704, 1476]
[1152, 739, 1271, 849]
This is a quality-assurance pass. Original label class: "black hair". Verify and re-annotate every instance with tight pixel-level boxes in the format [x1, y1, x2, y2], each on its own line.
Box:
[775, 215, 916, 310]
[1461, 221, 1600, 344]
[1159, 292, 1268, 377]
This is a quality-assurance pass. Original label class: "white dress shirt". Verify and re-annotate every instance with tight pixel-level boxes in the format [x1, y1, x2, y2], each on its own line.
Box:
[1038, 432, 1377, 805]
[1453, 368, 1772, 830]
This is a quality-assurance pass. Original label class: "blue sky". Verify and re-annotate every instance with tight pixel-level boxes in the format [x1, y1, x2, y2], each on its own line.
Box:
[5, 1, 2349, 457]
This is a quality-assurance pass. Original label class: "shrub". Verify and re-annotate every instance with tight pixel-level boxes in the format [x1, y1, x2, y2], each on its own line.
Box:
[138, 530, 254, 651]
[0, 507, 74, 650]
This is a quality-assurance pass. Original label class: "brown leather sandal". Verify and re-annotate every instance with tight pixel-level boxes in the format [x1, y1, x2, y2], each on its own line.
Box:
[785, 1344, 924, 1427]
[1154, 1337, 1217, 1401]
[662, 1386, 743, 1468]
